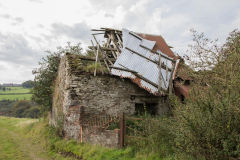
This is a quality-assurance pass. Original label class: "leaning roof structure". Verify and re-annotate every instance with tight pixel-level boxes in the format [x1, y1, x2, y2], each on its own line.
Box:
[90, 28, 180, 96]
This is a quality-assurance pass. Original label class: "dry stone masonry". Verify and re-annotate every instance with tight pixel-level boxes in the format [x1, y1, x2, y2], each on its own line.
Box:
[50, 53, 169, 148]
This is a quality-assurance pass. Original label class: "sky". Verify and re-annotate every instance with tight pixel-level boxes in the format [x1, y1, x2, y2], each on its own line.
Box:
[0, 0, 239, 84]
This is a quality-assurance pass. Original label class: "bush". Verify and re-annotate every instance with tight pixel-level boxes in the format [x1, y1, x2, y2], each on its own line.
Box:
[24, 106, 41, 118]
[12, 100, 32, 118]
[171, 29, 240, 159]
[124, 115, 175, 158]
[12, 100, 41, 118]
[0, 100, 16, 116]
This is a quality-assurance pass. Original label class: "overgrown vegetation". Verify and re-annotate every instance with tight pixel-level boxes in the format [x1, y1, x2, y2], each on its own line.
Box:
[32, 43, 83, 112]
[12, 100, 40, 118]
[0, 100, 40, 118]
[0, 100, 16, 116]
[124, 115, 175, 159]
[171, 29, 240, 159]
[26, 117, 175, 160]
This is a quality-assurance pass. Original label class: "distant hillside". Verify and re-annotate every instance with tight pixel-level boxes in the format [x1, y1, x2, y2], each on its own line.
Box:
[0, 87, 32, 101]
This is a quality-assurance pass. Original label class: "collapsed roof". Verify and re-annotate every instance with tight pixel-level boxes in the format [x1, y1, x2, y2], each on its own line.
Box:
[90, 28, 181, 96]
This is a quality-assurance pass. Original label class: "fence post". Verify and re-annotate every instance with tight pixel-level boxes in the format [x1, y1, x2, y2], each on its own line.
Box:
[80, 125, 83, 143]
[119, 112, 125, 148]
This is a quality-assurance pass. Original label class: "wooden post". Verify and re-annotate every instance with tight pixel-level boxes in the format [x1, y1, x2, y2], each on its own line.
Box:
[106, 37, 117, 59]
[119, 112, 125, 148]
[92, 34, 112, 71]
[166, 59, 169, 82]
[158, 53, 162, 94]
[109, 33, 121, 56]
[94, 44, 99, 76]
[80, 125, 83, 143]
[169, 60, 177, 95]
[91, 40, 104, 75]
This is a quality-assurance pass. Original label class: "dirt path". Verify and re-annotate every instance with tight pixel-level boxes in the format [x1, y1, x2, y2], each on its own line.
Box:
[0, 117, 51, 160]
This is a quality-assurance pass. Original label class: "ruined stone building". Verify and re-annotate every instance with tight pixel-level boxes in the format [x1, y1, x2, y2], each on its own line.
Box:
[50, 53, 170, 147]
[50, 28, 190, 147]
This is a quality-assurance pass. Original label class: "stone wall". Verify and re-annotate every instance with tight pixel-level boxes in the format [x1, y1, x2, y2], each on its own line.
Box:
[51, 54, 169, 147]
[83, 129, 120, 148]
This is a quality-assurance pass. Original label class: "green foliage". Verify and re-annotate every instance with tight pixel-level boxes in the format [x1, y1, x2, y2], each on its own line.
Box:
[32, 52, 61, 112]
[24, 106, 41, 118]
[22, 80, 34, 88]
[0, 100, 16, 116]
[125, 115, 175, 158]
[0, 86, 7, 91]
[11, 100, 40, 118]
[32, 42, 83, 112]
[41, 122, 167, 160]
[12, 100, 32, 118]
[85, 62, 108, 73]
[55, 113, 64, 137]
[171, 29, 240, 159]
[1, 116, 174, 160]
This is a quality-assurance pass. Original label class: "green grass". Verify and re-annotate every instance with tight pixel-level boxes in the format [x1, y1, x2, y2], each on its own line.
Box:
[0, 94, 32, 100]
[0, 116, 71, 160]
[0, 117, 27, 160]
[0, 87, 32, 100]
[0, 87, 31, 94]
[0, 116, 177, 160]
[27, 119, 177, 160]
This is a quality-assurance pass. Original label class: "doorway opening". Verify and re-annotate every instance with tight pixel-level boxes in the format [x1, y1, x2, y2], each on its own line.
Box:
[134, 103, 158, 116]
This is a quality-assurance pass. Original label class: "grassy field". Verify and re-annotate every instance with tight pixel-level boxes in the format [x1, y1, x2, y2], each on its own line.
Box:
[0, 87, 31, 94]
[0, 87, 32, 100]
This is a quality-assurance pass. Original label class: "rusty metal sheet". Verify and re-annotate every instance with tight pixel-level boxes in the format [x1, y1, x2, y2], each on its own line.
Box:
[111, 29, 175, 95]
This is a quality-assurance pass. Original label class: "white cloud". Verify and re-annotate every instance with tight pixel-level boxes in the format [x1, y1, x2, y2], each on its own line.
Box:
[0, 0, 239, 83]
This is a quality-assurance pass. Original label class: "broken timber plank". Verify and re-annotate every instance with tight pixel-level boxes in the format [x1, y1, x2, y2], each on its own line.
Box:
[108, 33, 122, 56]
[106, 38, 117, 59]
[92, 34, 114, 66]
[110, 66, 137, 73]
[139, 45, 175, 62]
[119, 64, 159, 88]
[88, 46, 118, 52]
[169, 60, 177, 95]
[92, 35, 112, 72]
[94, 43, 99, 76]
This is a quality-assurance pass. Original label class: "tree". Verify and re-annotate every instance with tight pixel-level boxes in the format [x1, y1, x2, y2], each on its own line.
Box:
[32, 42, 83, 112]
[184, 29, 222, 71]
[22, 80, 34, 88]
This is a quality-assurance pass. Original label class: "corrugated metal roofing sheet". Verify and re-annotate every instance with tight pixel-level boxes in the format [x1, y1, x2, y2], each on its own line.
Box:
[111, 29, 176, 95]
